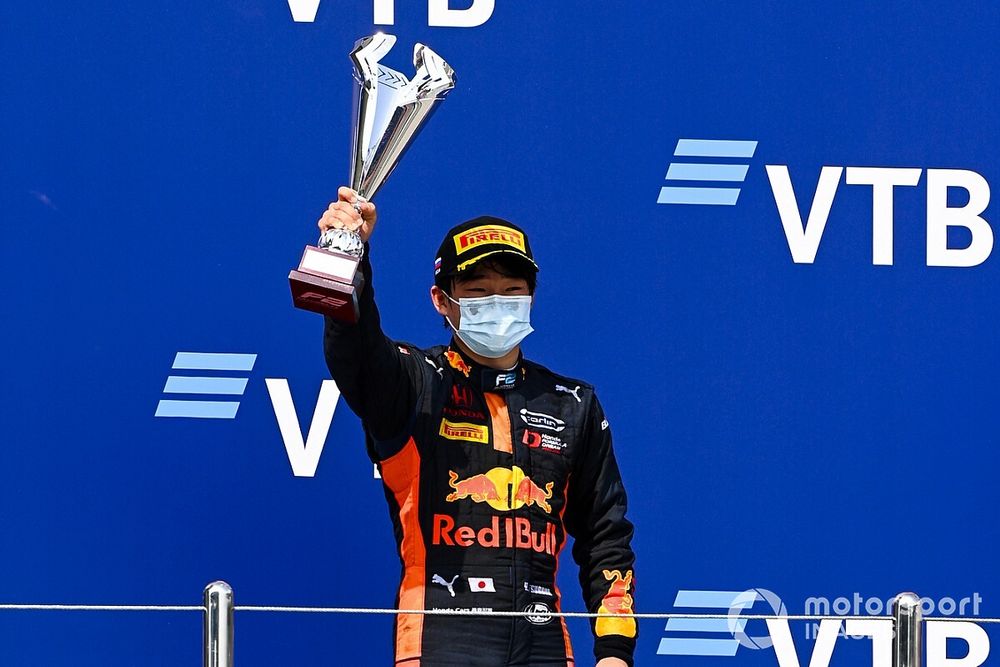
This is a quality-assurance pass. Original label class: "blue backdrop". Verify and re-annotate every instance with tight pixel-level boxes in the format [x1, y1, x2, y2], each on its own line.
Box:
[2, 1, 998, 665]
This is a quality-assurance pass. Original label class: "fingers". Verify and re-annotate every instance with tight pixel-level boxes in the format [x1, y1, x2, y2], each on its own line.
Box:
[357, 199, 376, 222]
[319, 187, 378, 241]
[337, 186, 358, 203]
[317, 201, 360, 232]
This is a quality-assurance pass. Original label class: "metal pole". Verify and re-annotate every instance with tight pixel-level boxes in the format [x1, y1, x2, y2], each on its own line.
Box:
[204, 581, 234, 667]
[893, 592, 922, 667]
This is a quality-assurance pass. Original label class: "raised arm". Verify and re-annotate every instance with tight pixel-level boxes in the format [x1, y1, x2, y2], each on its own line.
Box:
[320, 187, 422, 448]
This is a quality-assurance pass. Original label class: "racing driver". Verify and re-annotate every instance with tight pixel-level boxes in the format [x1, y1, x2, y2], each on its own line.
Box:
[321, 187, 637, 667]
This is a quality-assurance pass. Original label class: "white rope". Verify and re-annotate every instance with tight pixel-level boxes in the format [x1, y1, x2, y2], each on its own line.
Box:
[1, 603, 998, 623]
[0, 605, 201, 612]
[236, 607, 881, 620]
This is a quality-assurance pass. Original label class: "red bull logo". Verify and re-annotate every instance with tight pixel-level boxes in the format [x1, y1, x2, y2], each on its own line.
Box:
[445, 471, 501, 503]
[445, 466, 554, 513]
[596, 569, 637, 638]
[453, 225, 526, 255]
[432, 514, 558, 555]
[445, 350, 472, 377]
[514, 475, 553, 513]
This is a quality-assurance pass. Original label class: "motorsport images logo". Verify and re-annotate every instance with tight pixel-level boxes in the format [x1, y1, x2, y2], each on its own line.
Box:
[658, 138, 995, 268]
[656, 588, 990, 667]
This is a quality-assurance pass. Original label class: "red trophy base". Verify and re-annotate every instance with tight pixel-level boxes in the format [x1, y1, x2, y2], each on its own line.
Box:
[289, 246, 365, 322]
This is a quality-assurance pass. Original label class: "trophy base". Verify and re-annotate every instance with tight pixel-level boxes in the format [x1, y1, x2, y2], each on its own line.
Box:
[289, 246, 365, 322]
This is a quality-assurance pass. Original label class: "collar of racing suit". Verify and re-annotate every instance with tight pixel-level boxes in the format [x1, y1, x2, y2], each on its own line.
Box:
[445, 339, 527, 393]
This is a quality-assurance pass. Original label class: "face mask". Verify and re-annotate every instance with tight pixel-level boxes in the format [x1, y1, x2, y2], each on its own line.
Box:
[446, 294, 534, 359]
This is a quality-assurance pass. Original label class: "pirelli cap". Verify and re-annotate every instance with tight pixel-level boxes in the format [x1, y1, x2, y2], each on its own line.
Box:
[434, 215, 539, 279]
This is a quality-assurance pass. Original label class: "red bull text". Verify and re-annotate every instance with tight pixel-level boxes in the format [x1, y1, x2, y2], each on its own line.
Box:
[432, 514, 558, 555]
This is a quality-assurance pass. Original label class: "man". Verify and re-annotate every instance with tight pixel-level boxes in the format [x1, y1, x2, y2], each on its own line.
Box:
[321, 187, 636, 667]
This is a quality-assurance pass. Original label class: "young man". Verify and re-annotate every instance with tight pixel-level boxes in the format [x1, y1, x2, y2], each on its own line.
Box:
[321, 187, 636, 667]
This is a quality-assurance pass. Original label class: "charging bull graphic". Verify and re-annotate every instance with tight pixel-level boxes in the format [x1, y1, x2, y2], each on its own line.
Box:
[445, 350, 472, 377]
[446, 466, 554, 513]
[445, 471, 501, 503]
[596, 569, 636, 638]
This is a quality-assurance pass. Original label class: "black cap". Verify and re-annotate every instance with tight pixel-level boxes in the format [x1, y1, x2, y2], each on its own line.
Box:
[434, 215, 539, 281]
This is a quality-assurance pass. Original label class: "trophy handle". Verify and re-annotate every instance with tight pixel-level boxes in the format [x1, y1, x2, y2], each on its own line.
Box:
[410, 43, 456, 101]
[349, 34, 397, 193]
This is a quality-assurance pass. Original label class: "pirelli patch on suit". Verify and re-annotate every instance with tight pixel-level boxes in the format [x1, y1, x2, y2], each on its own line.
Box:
[439, 419, 490, 444]
[453, 225, 526, 255]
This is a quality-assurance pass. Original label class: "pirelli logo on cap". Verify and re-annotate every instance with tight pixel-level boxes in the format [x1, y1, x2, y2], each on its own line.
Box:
[439, 419, 490, 444]
[454, 225, 526, 255]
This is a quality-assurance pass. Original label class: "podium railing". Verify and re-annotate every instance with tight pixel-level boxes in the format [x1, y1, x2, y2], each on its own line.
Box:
[5, 584, 999, 667]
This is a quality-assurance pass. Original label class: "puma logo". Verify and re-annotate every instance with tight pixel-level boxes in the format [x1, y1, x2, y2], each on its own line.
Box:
[555, 384, 581, 403]
[432, 573, 459, 598]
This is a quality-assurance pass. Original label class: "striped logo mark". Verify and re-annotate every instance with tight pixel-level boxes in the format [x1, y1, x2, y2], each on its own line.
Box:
[657, 139, 758, 206]
[656, 589, 757, 657]
[154, 352, 257, 419]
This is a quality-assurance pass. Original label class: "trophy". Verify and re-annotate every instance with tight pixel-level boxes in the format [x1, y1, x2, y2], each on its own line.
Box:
[289, 33, 457, 322]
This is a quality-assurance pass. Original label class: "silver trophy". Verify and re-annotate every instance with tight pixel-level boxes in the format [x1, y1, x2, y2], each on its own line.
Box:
[290, 33, 456, 321]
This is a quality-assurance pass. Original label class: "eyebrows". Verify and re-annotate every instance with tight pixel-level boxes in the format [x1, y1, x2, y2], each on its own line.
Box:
[453, 273, 529, 292]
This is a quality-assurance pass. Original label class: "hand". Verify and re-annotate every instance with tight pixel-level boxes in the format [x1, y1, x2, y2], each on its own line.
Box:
[317, 186, 378, 242]
[595, 659, 628, 667]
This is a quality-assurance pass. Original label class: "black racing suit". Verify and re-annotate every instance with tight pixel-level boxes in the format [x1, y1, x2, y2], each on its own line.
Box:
[324, 248, 637, 667]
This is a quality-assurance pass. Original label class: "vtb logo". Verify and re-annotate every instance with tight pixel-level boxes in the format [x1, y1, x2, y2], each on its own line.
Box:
[155, 350, 343, 478]
[659, 138, 996, 267]
[287, 0, 495, 27]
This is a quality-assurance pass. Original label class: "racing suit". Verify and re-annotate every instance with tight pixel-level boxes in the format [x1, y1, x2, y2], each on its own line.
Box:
[324, 248, 637, 666]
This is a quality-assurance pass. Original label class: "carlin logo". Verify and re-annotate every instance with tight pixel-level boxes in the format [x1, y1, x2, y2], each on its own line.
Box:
[440, 419, 489, 444]
[519, 409, 565, 432]
[524, 602, 552, 625]
[454, 225, 526, 254]
[287, 0, 495, 27]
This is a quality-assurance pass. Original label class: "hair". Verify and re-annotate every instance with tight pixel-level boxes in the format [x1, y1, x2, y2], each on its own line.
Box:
[436, 254, 537, 296]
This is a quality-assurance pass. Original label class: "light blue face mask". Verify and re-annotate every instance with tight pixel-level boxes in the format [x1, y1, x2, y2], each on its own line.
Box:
[446, 294, 534, 359]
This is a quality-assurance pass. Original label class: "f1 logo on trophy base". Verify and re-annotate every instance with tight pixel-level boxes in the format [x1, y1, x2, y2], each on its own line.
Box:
[289, 33, 456, 321]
